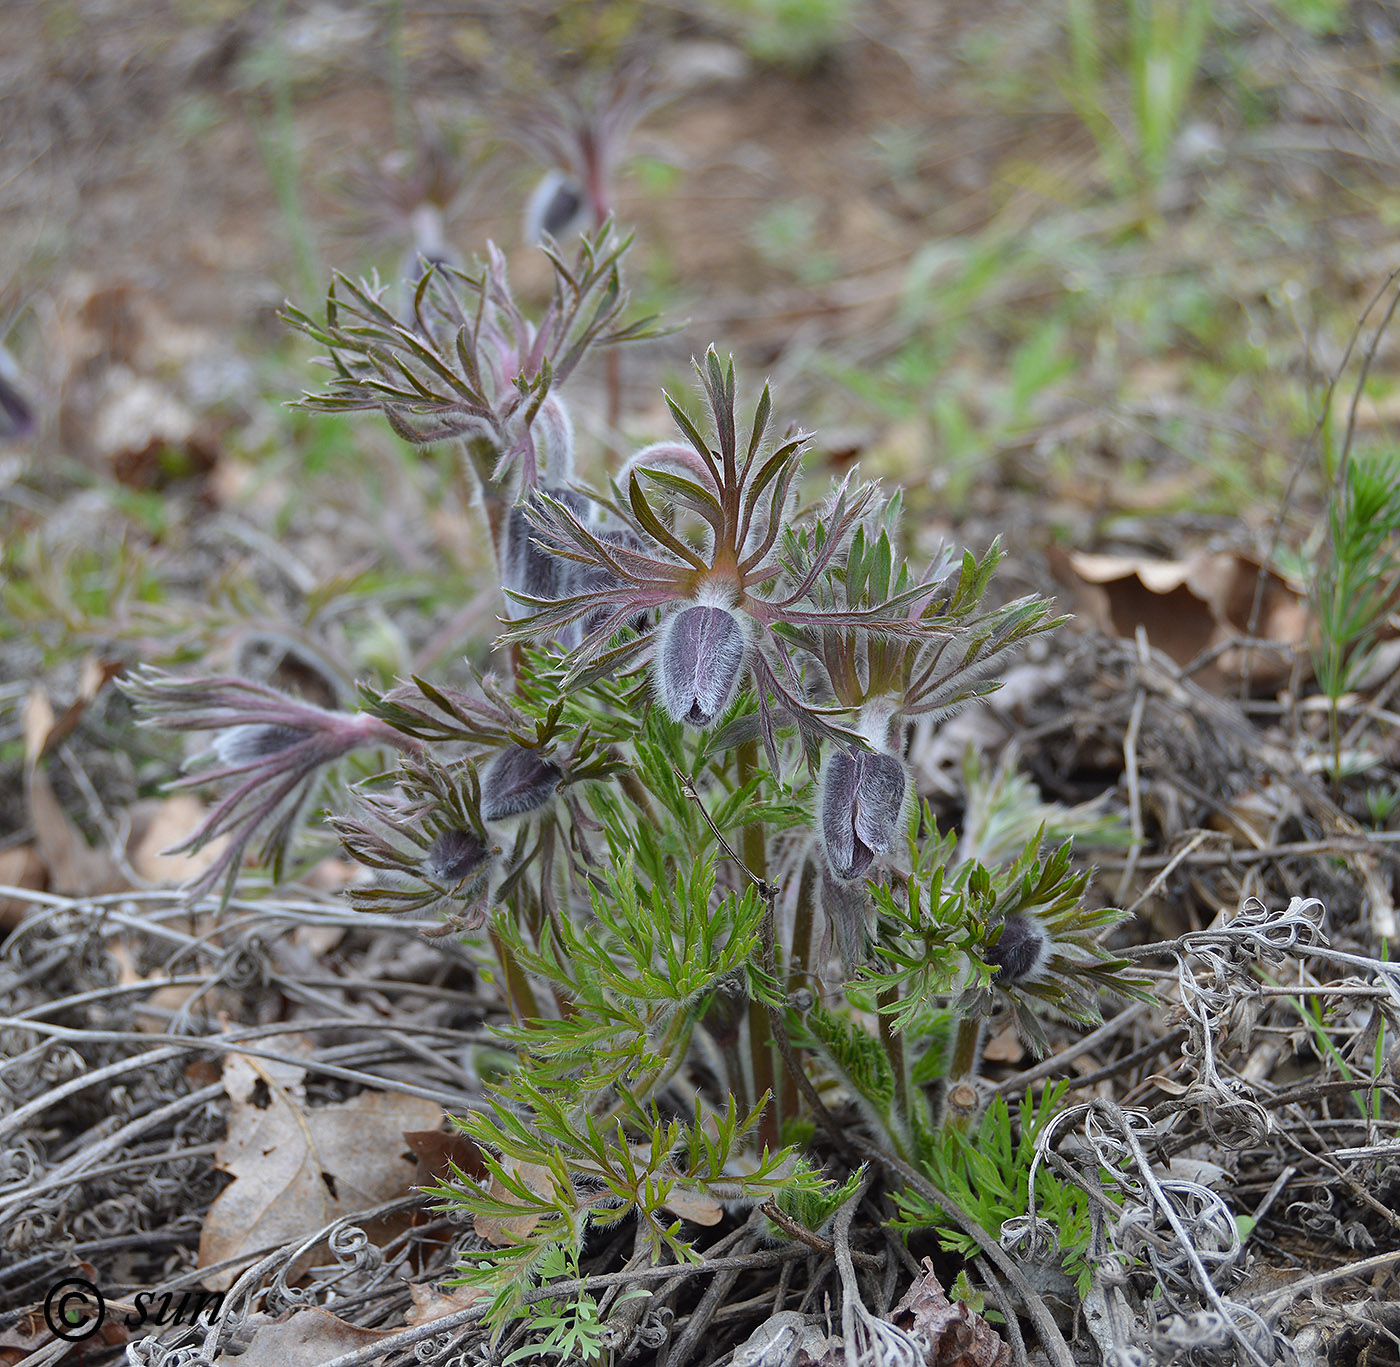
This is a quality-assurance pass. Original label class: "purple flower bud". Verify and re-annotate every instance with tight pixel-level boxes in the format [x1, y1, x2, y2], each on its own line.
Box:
[211, 724, 307, 766]
[0, 372, 34, 440]
[819, 747, 907, 881]
[984, 914, 1050, 984]
[502, 487, 590, 621]
[523, 171, 588, 244]
[655, 603, 748, 729]
[425, 827, 490, 885]
[479, 745, 562, 822]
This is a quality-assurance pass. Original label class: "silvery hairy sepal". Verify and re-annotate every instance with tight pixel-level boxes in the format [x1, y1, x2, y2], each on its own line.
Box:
[655, 603, 748, 729]
[822, 867, 874, 970]
[820, 747, 908, 882]
[479, 745, 562, 822]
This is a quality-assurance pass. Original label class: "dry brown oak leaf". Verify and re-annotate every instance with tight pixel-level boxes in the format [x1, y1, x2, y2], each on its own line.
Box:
[199, 1050, 443, 1290]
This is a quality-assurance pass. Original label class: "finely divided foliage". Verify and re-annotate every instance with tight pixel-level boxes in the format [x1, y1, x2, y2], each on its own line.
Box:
[126, 225, 1149, 1339]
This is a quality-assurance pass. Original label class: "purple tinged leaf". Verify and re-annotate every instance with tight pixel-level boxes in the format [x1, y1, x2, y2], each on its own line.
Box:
[985, 914, 1050, 984]
[564, 524, 649, 646]
[479, 745, 562, 822]
[819, 747, 907, 881]
[655, 604, 748, 729]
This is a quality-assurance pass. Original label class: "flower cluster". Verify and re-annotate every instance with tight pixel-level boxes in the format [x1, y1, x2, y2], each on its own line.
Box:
[508, 342, 1061, 895]
[132, 228, 1072, 943]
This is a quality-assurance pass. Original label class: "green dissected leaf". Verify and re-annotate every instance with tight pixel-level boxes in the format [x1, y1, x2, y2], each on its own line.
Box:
[892, 1082, 1098, 1296]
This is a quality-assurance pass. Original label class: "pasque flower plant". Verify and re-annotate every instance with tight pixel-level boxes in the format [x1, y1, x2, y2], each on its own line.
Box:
[127, 223, 1147, 1336]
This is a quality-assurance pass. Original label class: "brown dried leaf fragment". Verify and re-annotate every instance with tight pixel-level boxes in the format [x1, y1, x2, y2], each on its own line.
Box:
[198, 1051, 442, 1289]
[222, 1307, 394, 1366]
[1059, 549, 1305, 689]
[889, 1259, 1012, 1367]
[404, 1282, 484, 1327]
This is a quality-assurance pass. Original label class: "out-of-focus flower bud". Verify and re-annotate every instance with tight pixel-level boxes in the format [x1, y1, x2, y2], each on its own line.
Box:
[984, 913, 1050, 984]
[655, 603, 748, 728]
[523, 170, 589, 244]
[502, 487, 590, 621]
[211, 724, 307, 766]
[479, 745, 562, 822]
[819, 747, 908, 882]
[0, 347, 34, 440]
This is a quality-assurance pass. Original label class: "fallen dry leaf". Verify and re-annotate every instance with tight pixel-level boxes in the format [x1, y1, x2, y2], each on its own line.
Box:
[889, 1259, 1011, 1367]
[199, 1051, 443, 1289]
[404, 1282, 483, 1328]
[109, 936, 234, 1033]
[22, 689, 126, 897]
[214, 1308, 393, 1367]
[981, 1024, 1025, 1065]
[127, 794, 229, 886]
[28, 656, 124, 759]
[661, 1185, 724, 1226]
[403, 1127, 489, 1187]
[1057, 548, 1306, 689]
[0, 845, 45, 928]
[473, 1154, 557, 1246]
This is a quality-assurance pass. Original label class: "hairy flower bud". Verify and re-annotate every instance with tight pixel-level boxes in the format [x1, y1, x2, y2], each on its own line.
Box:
[819, 747, 908, 882]
[502, 487, 589, 621]
[479, 745, 562, 822]
[984, 913, 1050, 984]
[211, 724, 308, 766]
[655, 603, 747, 729]
[425, 827, 490, 885]
[524, 170, 588, 244]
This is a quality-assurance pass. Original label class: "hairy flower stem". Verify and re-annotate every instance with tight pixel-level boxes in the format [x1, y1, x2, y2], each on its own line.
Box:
[949, 1013, 982, 1080]
[788, 860, 817, 995]
[943, 1014, 987, 1133]
[460, 433, 509, 570]
[777, 860, 820, 1127]
[489, 928, 541, 1023]
[877, 985, 908, 1139]
[737, 740, 779, 1152]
